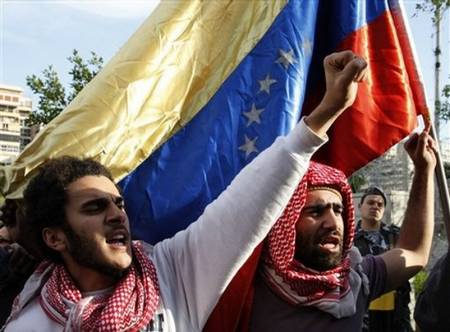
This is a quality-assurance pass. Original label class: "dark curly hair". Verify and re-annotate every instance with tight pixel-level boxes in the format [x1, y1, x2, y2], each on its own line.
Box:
[23, 156, 115, 262]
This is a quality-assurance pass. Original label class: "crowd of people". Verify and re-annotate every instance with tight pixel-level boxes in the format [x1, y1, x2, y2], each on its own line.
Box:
[0, 50, 445, 331]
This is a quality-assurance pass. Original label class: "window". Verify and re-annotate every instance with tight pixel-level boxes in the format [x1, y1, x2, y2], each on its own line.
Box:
[0, 145, 19, 153]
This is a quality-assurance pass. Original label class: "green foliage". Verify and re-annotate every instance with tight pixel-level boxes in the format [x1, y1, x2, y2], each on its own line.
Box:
[416, 0, 450, 123]
[348, 172, 367, 193]
[67, 50, 103, 102]
[26, 49, 103, 126]
[440, 86, 450, 121]
[26, 66, 67, 125]
[412, 270, 428, 299]
[416, 0, 450, 23]
[444, 162, 450, 179]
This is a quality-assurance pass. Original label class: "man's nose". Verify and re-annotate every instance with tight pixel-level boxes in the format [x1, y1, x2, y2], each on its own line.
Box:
[105, 204, 127, 225]
[321, 209, 340, 230]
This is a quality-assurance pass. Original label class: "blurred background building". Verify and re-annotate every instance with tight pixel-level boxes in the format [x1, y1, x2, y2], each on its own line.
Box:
[0, 85, 32, 165]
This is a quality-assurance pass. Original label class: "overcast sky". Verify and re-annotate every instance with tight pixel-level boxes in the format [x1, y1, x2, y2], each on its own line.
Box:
[0, 0, 449, 139]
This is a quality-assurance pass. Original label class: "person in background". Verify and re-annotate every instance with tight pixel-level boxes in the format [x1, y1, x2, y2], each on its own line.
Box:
[0, 200, 38, 326]
[0, 223, 12, 248]
[354, 187, 413, 332]
[414, 231, 450, 331]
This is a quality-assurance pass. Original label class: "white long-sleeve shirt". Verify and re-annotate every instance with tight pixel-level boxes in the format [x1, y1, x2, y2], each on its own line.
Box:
[4, 119, 326, 332]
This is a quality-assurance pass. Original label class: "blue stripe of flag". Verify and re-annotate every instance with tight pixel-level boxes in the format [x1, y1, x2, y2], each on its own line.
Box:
[119, 0, 390, 244]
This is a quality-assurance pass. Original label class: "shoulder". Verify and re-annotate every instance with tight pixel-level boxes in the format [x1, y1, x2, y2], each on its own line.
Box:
[361, 254, 386, 273]
[381, 223, 400, 235]
[136, 240, 154, 257]
[361, 254, 388, 299]
[4, 297, 61, 331]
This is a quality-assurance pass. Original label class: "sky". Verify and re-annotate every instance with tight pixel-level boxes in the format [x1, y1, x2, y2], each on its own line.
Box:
[0, 0, 449, 140]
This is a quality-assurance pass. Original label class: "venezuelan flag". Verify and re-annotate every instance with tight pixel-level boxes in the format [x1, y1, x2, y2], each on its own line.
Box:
[0, 0, 427, 247]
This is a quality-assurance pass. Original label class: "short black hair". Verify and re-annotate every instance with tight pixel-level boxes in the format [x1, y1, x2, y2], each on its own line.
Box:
[0, 199, 19, 228]
[23, 156, 114, 262]
[360, 186, 387, 206]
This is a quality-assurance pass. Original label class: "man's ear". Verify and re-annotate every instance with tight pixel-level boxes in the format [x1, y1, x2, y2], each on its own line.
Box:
[42, 227, 67, 252]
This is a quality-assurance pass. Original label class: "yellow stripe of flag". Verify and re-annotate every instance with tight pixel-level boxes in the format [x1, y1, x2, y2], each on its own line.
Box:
[1, 0, 288, 199]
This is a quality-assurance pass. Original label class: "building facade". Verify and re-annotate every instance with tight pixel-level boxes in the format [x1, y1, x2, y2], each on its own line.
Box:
[0, 85, 32, 165]
[357, 140, 414, 193]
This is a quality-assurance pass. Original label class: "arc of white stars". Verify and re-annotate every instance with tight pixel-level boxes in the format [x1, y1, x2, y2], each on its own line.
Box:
[238, 135, 259, 159]
[276, 49, 297, 69]
[243, 104, 264, 126]
[258, 74, 277, 94]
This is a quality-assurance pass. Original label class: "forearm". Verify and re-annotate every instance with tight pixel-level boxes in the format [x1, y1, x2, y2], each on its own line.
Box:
[154, 119, 326, 328]
[304, 101, 346, 138]
[382, 168, 434, 291]
[396, 167, 434, 265]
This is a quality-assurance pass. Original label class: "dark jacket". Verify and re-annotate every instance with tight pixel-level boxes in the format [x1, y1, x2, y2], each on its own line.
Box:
[354, 221, 412, 332]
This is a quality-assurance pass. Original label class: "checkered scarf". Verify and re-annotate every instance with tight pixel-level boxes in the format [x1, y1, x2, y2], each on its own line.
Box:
[261, 161, 355, 306]
[39, 241, 159, 331]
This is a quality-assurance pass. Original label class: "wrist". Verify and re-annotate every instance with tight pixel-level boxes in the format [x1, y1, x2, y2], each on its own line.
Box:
[305, 102, 346, 135]
[316, 97, 346, 116]
[413, 164, 435, 177]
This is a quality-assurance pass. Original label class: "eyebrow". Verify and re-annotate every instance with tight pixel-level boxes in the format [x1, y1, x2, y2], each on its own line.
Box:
[367, 198, 384, 203]
[303, 202, 344, 211]
[80, 195, 124, 208]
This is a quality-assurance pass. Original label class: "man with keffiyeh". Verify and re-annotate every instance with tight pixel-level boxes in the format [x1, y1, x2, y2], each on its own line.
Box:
[2, 50, 368, 331]
[205, 128, 437, 331]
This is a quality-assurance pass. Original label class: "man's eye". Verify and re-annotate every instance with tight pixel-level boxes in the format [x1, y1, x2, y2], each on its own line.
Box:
[309, 208, 323, 217]
[84, 201, 107, 212]
[85, 204, 101, 212]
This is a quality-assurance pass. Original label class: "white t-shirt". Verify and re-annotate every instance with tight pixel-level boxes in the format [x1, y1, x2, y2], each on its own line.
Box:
[4, 119, 326, 332]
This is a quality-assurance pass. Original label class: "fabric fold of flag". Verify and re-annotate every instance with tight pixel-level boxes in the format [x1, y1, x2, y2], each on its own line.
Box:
[204, 0, 428, 330]
[1, 0, 426, 251]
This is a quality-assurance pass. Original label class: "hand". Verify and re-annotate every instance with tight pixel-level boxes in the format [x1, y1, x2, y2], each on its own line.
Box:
[404, 124, 437, 172]
[305, 50, 367, 137]
[320, 50, 368, 113]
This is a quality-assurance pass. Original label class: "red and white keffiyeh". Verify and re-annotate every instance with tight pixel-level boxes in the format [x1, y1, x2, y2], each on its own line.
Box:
[261, 161, 356, 308]
[11, 241, 160, 332]
[204, 162, 365, 330]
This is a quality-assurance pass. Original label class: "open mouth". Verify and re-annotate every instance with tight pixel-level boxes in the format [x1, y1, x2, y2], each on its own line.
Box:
[317, 235, 340, 251]
[106, 229, 129, 248]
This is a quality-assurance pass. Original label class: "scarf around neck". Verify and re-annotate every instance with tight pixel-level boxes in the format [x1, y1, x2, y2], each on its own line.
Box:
[261, 162, 360, 317]
[6, 241, 159, 331]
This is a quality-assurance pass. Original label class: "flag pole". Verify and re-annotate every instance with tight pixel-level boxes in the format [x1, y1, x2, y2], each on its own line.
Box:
[429, 123, 450, 244]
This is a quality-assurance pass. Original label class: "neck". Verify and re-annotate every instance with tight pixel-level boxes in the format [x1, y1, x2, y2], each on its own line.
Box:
[360, 218, 380, 231]
[63, 259, 117, 292]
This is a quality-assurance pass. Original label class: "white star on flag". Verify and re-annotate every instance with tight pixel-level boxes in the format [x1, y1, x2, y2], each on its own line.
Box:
[238, 135, 259, 158]
[243, 104, 264, 126]
[276, 49, 297, 69]
[258, 74, 277, 94]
